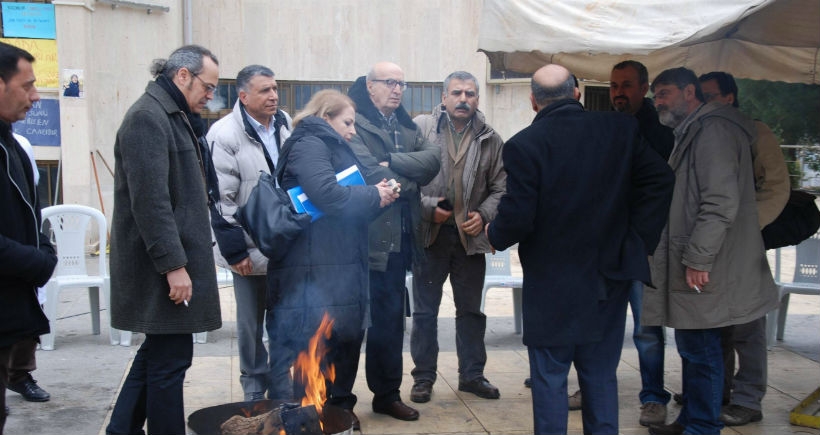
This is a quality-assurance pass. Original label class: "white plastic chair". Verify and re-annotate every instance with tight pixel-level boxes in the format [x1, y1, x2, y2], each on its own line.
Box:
[766, 231, 820, 346]
[480, 250, 524, 334]
[39, 205, 131, 350]
[406, 250, 524, 334]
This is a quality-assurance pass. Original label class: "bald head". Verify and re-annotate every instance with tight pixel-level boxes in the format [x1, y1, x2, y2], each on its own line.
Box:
[366, 61, 405, 116]
[367, 62, 403, 81]
[530, 64, 576, 111]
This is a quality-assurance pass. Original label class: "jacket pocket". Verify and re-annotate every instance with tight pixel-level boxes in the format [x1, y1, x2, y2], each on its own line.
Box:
[668, 236, 706, 294]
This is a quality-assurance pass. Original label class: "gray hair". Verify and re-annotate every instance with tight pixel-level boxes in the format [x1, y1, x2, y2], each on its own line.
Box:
[150, 45, 218, 79]
[531, 74, 575, 107]
[443, 71, 479, 95]
[236, 65, 275, 92]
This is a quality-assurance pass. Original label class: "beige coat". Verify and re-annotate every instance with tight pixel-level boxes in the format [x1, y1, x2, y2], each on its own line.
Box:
[643, 103, 778, 329]
[752, 120, 790, 228]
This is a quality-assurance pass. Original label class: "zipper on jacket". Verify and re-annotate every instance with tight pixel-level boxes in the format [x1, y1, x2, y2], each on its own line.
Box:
[1, 140, 39, 249]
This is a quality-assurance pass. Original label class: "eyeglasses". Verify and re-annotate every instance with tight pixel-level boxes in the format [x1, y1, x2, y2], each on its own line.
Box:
[372, 79, 407, 91]
[192, 73, 218, 95]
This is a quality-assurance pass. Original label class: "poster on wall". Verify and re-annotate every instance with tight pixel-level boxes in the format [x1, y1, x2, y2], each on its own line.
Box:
[1, 2, 56, 39]
[0, 38, 58, 88]
[61, 69, 83, 98]
[12, 98, 61, 147]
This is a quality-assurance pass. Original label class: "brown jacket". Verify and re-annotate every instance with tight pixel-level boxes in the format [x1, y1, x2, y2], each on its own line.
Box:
[414, 106, 506, 255]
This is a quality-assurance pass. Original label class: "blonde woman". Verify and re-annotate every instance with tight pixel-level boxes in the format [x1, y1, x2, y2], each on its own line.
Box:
[266, 90, 398, 429]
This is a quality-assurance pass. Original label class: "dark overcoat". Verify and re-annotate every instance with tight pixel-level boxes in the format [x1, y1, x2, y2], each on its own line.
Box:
[0, 127, 56, 347]
[347, 76, 441, 272]
[487, 99, 674, 348]
[267, 116, 382, 348]
[110, 81, 221, 334]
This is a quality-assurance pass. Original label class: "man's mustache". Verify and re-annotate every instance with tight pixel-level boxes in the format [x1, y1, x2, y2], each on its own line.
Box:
[455, 102, 471, 111]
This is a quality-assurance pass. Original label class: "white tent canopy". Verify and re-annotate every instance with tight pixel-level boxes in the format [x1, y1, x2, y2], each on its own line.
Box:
[478, 0, 820, 84]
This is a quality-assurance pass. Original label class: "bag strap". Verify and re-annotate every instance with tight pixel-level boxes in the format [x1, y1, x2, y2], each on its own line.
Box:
[274, 140, 295, 186]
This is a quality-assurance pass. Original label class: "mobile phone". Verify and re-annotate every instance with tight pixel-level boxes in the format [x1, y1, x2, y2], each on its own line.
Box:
[437, 199, 453, 211]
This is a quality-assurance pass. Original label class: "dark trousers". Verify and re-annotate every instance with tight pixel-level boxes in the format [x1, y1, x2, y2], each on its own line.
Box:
[366, 252, 407, 405]
[721, 316, 767, 410]
[324, 330, 365, 411]
[674, 328, 724, 435]
[6, 338, 36, 384]
[411, 225, 487, 384]
[528, 285, 628, 435]
[105, 334, 193, 435]
[0, 338, 38, 435]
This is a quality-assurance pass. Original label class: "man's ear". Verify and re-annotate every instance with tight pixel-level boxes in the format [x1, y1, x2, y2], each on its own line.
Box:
[530, 94, 538, 112]
[683, 83, 696, 101]
[174, 67, 191, 87]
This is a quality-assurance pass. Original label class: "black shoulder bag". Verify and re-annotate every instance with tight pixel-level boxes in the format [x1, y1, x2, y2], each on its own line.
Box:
[234, 146, 311, 263]
[761, 190, 820, 250]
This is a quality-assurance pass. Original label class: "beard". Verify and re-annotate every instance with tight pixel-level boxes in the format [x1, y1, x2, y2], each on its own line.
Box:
[612, 97, 631, 113]
[657, 102, 688, 128]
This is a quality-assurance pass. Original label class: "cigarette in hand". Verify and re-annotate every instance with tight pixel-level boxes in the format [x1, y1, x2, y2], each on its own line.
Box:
[183, 300, 189, 307]
[692, 285, 701, 293]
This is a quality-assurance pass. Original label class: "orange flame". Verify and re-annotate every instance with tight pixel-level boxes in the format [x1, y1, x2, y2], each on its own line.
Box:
[294, 313, 336, 419]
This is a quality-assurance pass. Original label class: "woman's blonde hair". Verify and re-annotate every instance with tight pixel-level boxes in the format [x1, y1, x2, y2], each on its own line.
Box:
[292, 89, 356, 127]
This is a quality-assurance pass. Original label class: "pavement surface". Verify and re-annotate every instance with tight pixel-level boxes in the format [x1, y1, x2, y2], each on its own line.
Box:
[3, 249, 819, 435]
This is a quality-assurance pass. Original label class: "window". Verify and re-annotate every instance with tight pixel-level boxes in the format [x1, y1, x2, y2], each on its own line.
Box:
[36, 160, 61, 208]
[201, 80, 441, 131]
[583, 85, 613, 112]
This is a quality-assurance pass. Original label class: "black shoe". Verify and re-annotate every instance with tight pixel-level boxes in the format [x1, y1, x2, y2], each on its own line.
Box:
[458, 377, 500, 399]
[372, 400, 419, 421]
[720, 404, 763, 426]
[524, 377, 532, 388]
[648, 421, 685, 435]
[344, 409, 360, 431]
[8, 375, 50, 402]
[410, 380, 432, 403]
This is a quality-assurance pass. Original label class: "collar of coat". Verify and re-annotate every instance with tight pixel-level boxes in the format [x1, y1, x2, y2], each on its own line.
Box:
[668, 102, 757, 169]
[348, 75, 416, 130]
[533, 98, 584, 123]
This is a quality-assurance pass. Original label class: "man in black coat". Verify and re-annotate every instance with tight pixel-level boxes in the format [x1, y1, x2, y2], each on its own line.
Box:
[609, 59, 675, 426]
[0, 42, 57, 434]
[486, 64, 674, 435]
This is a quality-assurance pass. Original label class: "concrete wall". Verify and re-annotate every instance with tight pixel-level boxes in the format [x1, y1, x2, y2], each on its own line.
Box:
[49, 0, 183, 216]
[190, 0, 534, 144]
[44, 0, 544, 216]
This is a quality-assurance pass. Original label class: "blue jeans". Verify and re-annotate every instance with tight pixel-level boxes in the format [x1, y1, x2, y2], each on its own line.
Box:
[529, 280, 628, 435]
[366, 252, 408, 405]
[629, 281, 670, 405]
[105, 334, 193, 435]
[674, 328, 724, 435]
[411, 226, 487, 384]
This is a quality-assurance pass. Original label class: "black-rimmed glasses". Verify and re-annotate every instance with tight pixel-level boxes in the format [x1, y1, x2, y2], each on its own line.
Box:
[192, 73, 217, 95]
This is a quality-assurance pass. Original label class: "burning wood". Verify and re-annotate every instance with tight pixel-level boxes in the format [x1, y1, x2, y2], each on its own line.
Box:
[216, 313, 349, 435]
[220, 402, 322, 435]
